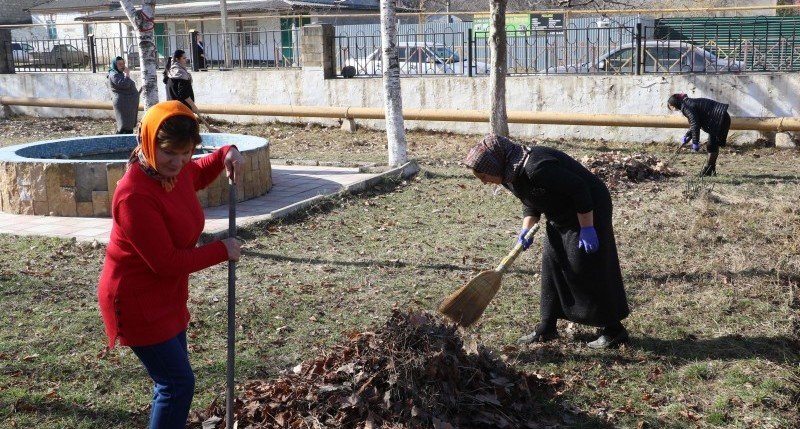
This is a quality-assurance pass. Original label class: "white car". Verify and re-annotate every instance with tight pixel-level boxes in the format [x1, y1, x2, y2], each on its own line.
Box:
[546, 41, 743, 74]
[344, 42, 489, 76]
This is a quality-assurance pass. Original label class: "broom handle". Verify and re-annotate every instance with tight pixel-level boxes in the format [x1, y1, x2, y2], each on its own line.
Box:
[496, 223, 540, 273]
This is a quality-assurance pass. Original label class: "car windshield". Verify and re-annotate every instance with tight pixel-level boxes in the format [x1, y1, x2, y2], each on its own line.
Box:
[429, 47, 460, 62]
[367, 47, 408, 62]
[603, 48, 634, 72]
[366, 45, 460, 63]
[643, 45, 689, 72]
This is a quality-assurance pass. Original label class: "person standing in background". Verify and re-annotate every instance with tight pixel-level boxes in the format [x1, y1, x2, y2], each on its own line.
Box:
[107, 56, 139, 134]
[163, 49, 217, 132]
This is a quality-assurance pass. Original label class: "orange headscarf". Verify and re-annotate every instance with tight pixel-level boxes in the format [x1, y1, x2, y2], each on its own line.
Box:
[139, 100, 196, 169]
[129, 100, 197, 191]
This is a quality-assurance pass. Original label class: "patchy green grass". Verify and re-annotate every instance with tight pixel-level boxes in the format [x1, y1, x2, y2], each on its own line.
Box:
[1, 116, 799, 428]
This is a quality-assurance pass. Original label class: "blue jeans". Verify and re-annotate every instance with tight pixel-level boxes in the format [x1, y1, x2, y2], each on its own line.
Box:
[131, 331, 195, 429]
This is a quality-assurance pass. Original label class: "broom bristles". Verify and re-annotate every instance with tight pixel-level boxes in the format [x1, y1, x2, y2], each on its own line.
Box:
[438, 270, 502, 327]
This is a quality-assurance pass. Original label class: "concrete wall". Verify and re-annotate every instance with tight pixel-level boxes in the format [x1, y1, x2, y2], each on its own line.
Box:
[1, 70, 798, 143]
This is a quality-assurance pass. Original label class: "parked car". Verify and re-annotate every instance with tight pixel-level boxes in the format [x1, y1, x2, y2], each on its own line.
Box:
[126, 44, 167, 69]
[11, 42, 34, 65]
[344, 42, 489, 76]
[546, 41, 743, 74]
[29, 44, 90, 68]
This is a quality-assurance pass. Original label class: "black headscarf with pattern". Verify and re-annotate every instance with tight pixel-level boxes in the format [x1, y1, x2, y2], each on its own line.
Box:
[463, 134, 527, 184]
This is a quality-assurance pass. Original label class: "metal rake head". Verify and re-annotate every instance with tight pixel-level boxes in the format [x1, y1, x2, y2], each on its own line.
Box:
[684, 175, 716, 200]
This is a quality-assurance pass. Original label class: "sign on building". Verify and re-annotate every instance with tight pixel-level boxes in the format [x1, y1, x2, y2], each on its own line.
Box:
[473, 14, 532, 38]
[530, 12, 564, 33]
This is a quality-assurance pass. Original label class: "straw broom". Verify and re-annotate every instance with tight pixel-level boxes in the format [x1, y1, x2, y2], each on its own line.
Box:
[439, 224, 540, 327]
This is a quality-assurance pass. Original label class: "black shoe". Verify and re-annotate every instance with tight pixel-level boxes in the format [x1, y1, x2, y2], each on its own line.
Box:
[699, 164, 717, 177]
[587, 326, 629, 349]
[518, 323, 559, 344]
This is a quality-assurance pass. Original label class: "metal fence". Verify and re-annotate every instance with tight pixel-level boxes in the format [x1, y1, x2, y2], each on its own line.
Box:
[7, 17, 800, 76]
[337, 31, 468, 76]
[472, 26, 636, 75]
[6, 36, 94, 72]
[198, 28, 301, 69]
[7, 27, 301, 73]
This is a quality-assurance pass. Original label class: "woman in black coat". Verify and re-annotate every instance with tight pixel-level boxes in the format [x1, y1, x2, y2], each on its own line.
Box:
[668, 93, 730, 177]
[163, 49, 216, 132]
[464, 135, 630, 349]
[164, 50, 197, 109]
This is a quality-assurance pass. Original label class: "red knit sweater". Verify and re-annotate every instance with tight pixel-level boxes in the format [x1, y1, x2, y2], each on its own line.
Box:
[98, 146, 232, 348]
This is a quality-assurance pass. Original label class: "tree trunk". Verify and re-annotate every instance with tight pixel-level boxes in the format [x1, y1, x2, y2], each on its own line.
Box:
[220, 0, 232, 68]
[489, 0, 509, 136]
[380, 0, 408, 167]
[119, 0, 159, 109]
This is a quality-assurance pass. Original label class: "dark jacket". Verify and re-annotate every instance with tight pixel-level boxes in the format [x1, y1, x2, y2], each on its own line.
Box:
[681, 97, 729, 145]
[165, 78, 195, 109]
[505, 146, 609, 228]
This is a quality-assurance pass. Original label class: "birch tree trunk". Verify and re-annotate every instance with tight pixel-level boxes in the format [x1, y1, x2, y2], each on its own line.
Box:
[119, 0, 159, 109]
[489, 0, 509, 136]
[220, 0, 232, 68]
[380, 0, 408, 167]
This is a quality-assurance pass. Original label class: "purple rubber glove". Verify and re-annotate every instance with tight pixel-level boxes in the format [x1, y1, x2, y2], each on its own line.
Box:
[518, 228, 534, 251]
[691, 143, 700, 152]
[577, 226, 599, 254]
[682, 134, 691, 146]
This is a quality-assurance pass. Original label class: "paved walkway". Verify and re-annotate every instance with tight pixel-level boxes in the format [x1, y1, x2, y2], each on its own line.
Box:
[0, 165, 379, 243]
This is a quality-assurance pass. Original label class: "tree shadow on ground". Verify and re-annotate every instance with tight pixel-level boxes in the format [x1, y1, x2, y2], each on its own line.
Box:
[721, 173, 800, 185]
[624, 268, 800, 285]
[632, 335, 798, 363]
[514, 334, 798, 367]
[241, 250, 539, 276]
[418, 169, 476, 180]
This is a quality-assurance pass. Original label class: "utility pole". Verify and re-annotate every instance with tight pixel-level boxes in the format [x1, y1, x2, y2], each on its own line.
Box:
[220, 0, 231, 69]
[446, 0, 451, 23]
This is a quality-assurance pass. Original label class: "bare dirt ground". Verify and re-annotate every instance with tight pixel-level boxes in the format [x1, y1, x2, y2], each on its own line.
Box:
[1, 115, 798, 428]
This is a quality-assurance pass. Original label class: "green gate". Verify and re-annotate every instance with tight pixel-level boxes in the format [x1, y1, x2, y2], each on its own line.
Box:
[655, 16, 800, 71]
[279, 18, 310, 66]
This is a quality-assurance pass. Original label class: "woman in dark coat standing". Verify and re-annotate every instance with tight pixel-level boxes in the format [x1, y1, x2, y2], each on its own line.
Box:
[163, 50, 195, 109]
[464, 135, 630, 349]
[107, 56, 139, 134]
[163, 49, 217, 132]
[668, 93, 730, 177]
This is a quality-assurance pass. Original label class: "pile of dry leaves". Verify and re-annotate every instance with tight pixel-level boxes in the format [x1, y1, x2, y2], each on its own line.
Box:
[189, 310, 550, 428]
[580, 152, 680, 190]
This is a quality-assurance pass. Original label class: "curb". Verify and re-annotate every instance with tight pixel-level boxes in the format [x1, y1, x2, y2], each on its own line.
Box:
[202, 160, 420, 241]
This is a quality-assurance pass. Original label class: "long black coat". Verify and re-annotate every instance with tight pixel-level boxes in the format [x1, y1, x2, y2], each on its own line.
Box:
[506, 146, 629, 327]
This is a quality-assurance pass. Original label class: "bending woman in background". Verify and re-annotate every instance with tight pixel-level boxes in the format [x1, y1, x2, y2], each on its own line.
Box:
[107, 56, 139, 134]
[668, 93, 730, 177]
[97, 100, 242, 428]
[464, 135, 630, 349]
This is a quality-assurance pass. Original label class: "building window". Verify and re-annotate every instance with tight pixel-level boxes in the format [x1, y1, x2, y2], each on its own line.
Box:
[46, 20, 57, 39]
[235, 20, 260, 46]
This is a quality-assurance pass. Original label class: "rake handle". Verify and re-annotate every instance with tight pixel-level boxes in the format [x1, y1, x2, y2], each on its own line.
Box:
[226, 180, 236, 429]
[495, 223, 540, 273]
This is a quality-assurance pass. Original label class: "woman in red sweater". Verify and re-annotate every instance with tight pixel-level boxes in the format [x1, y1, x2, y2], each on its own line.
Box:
[97, 100, 242, 428]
